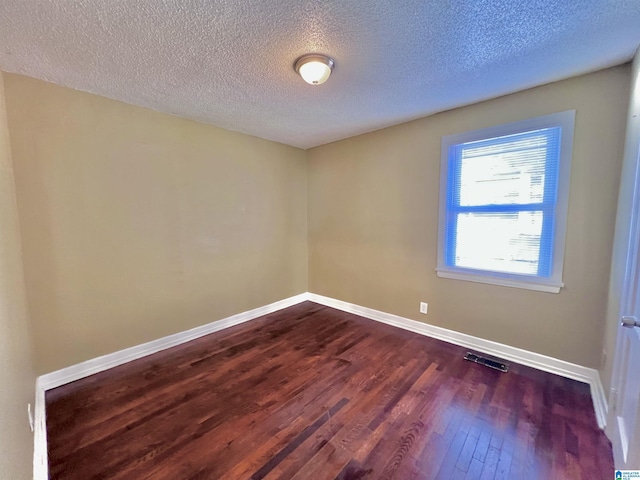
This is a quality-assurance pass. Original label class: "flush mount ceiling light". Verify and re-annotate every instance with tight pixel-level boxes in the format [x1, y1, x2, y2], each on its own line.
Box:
[294, 54, 335, 85]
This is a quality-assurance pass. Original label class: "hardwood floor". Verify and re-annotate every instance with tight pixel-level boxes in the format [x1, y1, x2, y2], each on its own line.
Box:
[46, 301, 614, 479]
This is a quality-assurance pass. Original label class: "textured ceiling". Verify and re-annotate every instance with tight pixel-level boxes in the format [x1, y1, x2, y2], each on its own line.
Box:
[0, 1, 639, 149]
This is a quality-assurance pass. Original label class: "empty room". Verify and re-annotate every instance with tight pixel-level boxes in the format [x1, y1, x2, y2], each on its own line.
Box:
[1, 1, 640, 479]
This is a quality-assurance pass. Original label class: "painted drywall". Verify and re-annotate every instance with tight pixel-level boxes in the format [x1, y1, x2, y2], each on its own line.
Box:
[4, 73, 307, 375]
[0, 73, 36, 478]
[308, 65, 630, 368]
[603, 53, 640, 413]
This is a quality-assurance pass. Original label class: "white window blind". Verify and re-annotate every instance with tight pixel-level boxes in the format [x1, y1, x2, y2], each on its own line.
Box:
[437, 111, 575, 293]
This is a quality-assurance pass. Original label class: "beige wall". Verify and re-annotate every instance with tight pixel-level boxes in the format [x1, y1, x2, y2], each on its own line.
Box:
[4, 73, 308, 375]
[0, 74, 36, 478]
[308, 66, 630, 367]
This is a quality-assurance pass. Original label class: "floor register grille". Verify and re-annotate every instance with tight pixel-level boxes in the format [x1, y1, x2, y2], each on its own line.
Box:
[464, 352, 509, 372]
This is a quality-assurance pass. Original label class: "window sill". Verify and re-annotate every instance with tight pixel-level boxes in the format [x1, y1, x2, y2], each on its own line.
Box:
[435, 268, 563, 293]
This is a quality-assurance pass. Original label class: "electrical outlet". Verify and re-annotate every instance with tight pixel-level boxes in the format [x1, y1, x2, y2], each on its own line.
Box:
[27, 403, 34, 432]
[420, 302, 428, 314]
[601, 349, 607, 367]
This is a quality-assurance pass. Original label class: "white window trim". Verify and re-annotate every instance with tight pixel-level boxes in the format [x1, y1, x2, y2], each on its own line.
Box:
[436, 110, 575, 293]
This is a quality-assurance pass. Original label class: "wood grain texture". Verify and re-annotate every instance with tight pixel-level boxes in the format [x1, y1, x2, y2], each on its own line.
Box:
[46, 301, 614, 479]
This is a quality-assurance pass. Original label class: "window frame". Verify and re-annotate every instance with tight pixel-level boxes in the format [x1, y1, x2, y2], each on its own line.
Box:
[436, 110, 575, 293]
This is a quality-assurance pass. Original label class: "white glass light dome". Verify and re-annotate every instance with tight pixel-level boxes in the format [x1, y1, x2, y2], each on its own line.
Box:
[294, 54, 335, 85]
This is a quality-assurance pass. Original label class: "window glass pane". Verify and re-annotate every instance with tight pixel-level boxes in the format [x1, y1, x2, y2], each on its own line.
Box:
[454, 211, 543, 275]
[458, 131, 551, 207]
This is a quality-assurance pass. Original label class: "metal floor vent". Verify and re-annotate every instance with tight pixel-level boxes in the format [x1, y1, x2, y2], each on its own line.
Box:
[464, 352, 509, 373]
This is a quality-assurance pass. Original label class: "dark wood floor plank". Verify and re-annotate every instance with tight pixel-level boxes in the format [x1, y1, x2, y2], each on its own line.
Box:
[46, 301, 614, 479]
[249, 397, 349, 479]
[434, 427, 469, 480]
[455, 426, 480, 472]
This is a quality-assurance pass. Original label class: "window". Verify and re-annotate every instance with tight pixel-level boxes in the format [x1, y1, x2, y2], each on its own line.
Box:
[437, 111, 575, 293]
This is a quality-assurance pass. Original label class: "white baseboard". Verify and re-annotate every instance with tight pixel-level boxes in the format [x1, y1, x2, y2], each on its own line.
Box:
[33, 379, 48, 480]
[307, 292, 608, 429]
[37, 293, 309, 390]
[33, 292, 310, 480]
[590, 373, 609, 430]
[34, 290, 609, 480]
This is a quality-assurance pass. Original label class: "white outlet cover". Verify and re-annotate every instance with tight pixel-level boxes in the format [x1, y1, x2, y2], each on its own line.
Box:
[420, 302, 428, 314]
[27, 403, 34, 432]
